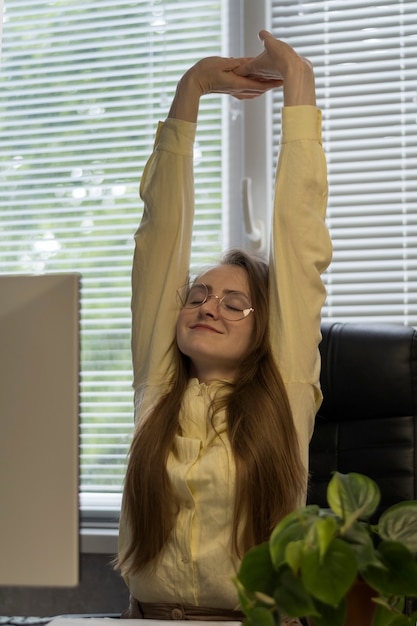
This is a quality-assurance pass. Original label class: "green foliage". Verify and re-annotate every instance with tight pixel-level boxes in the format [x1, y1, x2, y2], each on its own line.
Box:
[235, 472, 417, 626]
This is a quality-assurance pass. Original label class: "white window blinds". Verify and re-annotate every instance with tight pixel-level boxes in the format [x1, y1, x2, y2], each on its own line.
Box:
[0, 0, 3, 54]
[271, 0, 417, 325]
[0, 0, 223, 505]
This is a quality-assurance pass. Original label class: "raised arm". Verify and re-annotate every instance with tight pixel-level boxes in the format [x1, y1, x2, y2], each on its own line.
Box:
[131, 55, 281, 414]
[239, 32, 332, 474]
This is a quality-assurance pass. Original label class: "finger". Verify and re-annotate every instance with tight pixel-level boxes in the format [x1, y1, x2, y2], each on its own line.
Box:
[245, 70, 283, 81]
[258, 29, 273, 42]
[232, 56, 254, 66]
[220, 81, 282, 100]
[223, 58, 254, 75]
[233, 56, 265, 77]
[234, 59, 283, 82]
[234, 77, 282, 92]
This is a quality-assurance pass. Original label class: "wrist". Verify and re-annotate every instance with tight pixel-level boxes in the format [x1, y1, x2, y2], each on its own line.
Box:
[178, 69, 206, 98]
[282, 61, 316, 106]
[168, 71, 203, 122]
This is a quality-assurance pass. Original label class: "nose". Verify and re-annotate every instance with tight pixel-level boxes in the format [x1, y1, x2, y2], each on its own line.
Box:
[198, 294, 220, 317]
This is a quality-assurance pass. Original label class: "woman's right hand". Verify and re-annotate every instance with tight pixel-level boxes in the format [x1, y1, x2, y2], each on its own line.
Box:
[235, 31, 316, 106]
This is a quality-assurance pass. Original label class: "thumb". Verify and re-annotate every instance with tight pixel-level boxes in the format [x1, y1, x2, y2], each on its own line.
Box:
[258, 29, 273, 43]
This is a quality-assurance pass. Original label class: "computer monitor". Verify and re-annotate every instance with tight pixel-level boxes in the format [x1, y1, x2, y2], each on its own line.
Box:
[0, 273, 80, 587]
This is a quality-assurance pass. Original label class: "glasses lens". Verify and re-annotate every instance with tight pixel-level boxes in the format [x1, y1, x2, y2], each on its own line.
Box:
[180, 283, 253, 320]
[184, 283, 208, 308]
[220, 293, 253, 320]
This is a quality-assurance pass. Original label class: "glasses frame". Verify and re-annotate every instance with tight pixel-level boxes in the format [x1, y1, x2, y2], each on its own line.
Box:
[177, 282, 254, 322]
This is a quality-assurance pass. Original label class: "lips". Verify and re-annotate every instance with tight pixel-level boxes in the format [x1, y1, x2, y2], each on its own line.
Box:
[190, 323, 222, 333]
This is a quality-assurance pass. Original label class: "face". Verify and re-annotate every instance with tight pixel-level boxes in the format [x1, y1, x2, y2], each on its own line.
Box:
[176, 264, 255, 383]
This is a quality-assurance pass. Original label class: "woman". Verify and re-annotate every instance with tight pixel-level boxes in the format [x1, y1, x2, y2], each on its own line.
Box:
[117, 31, 332, 625]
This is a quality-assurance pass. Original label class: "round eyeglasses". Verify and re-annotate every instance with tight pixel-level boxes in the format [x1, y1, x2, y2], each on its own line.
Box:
[178, 282, 254, 321]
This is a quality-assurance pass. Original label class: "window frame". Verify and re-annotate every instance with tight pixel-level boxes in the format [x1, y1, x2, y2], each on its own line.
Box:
[2, 0, 416, 554]
[89, 0, 417, 551]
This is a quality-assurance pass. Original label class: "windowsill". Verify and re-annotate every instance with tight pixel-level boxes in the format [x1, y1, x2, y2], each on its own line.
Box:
[81, 526, 119, 555]
[80, 492, 121, 554]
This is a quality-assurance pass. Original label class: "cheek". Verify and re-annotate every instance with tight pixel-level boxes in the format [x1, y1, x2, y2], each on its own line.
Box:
[245, 318, 257, 351]
[176, 309, 188, 351]
[244, 316, 256, 340]
[235, 318, 256, 353]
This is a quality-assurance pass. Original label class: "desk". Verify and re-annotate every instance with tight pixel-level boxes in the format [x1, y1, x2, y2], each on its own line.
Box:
[48, 617, 241, 626]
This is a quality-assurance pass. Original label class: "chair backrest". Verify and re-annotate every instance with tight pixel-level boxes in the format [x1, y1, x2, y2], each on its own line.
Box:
[308, 321, 417, 519]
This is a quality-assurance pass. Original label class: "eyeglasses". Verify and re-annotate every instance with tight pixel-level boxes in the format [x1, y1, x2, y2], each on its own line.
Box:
[178, 282, 254, 321]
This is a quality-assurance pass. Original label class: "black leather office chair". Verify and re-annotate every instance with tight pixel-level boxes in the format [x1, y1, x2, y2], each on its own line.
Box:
[308, 321, 417, 520]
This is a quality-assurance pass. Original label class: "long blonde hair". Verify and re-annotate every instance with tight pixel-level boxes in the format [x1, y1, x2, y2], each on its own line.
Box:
[117, 249, 306, 575]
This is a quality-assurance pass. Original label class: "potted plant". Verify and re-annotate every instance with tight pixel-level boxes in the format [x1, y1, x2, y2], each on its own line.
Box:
[235, 472, 417, 626]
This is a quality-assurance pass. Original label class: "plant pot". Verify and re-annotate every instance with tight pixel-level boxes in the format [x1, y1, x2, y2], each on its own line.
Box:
[344, 579, 376, 626]
[307, 579, 376, 626]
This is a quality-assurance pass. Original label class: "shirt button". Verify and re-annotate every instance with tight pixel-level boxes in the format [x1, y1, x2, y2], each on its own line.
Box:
[171, 608, 184, 620]
[181, 556, 189, 564]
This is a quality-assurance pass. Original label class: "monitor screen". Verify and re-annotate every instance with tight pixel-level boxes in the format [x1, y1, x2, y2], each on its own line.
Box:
[0, 273, 80, 587]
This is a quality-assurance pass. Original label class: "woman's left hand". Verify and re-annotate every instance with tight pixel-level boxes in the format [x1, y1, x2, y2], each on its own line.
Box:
[182, 56, 282, 99]
[169, 55, 282, 121]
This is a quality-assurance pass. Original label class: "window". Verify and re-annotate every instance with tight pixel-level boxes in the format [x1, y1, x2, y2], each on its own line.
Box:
[270, 0, 417, 324]
[0, 1, 3, 52]
[0, 0, 226, 515]
[2, 0, 416, 527]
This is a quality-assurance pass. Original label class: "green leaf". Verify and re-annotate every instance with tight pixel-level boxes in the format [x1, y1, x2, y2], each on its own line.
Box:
[308, 597, 346, 626]
[378, 501, 417, 552]
[327, 472, 380, 522]
[363, 540, 417, 596]
[387, 618, 417, 626]
[253, 591, 276, 606]
[285, 539, 304, 573]
[236, 541, 277, 597]
[234, 577, 259, 616]
[343, 522, 382, 570]
[273, 565, 318, 618]
[269, 505, 320, 569]
[301, 537, 358, 606]
[244, 606, 276, 626]
[314, 515, 339, 558]
[372, 602, 414, 626]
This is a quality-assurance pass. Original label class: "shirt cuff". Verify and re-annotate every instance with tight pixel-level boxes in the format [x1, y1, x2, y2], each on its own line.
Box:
[153, 118, 197, 156]
[281, 106, 322, 145]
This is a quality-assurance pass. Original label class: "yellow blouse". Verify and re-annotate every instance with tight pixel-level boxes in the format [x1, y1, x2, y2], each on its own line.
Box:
[119, 105, 332, 609]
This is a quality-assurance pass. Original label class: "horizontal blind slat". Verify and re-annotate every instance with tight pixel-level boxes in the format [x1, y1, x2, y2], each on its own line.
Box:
[0, 0, 223, 498]
[272, 0, 417, 327]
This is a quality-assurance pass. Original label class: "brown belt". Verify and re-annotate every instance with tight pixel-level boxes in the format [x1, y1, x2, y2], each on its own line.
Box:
[121, 595, 244, 621]
[121, 595, 303, 624]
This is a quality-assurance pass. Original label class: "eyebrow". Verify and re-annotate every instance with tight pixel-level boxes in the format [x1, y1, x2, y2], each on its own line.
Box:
[199, 282, 250, 298]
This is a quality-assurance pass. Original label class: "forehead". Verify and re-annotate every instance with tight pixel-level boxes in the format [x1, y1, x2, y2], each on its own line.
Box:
[197, 264, 250, 293]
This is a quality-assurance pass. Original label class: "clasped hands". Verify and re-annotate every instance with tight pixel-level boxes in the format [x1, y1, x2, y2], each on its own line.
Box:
[187, 30, 315, 107]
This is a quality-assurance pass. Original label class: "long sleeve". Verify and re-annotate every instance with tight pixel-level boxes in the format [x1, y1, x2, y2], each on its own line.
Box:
[269, 105, 332, 475]
[131, 118, 196, 416]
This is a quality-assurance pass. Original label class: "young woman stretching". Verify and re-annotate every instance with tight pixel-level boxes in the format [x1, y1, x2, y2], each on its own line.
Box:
[117, 31, 332, 625]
